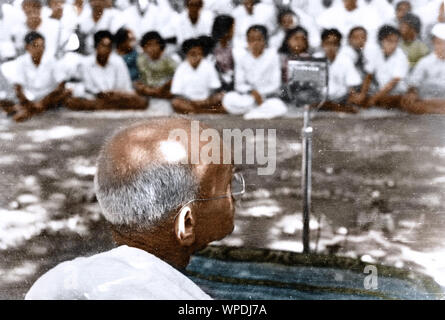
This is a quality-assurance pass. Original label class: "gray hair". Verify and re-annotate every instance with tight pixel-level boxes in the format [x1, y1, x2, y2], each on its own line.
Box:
[94, 163, 199, 230]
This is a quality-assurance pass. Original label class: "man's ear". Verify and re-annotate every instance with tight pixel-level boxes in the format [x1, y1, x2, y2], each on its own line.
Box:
[174, 206, 196, 247]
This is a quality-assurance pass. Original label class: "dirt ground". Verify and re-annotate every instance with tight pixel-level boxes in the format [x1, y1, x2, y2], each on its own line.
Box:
[1, 108, 445, 299]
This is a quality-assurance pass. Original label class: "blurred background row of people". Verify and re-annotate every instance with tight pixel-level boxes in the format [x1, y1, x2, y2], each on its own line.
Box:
[0, 0, 444, 121]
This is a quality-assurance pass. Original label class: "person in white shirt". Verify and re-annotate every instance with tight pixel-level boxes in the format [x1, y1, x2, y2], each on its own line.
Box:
[173, 0, 215, 48]
[8, 0, 64, 58]
[25, 117, 238, 299]
[232, 0, 277, 50]
[77, 0, 124, 54]
[289, 2, 322, 48]
[140, 0, 179, 42]
[336, 26, 378, 107]
[360, 0, 395, 26]
[43, 0, 79, 33]
[415, 0, 444, 49]
[364, 24, 410, 109]
[64, 30, 147, 111]
[316, 0, 385, 44]
[171, 38, 224, 113]
[204, 0, 234, 15]
[44, 0, 79, 58]
[223, 25, 288, 119]
[0, 32, 71, 122]
[0, 17, 17, 60]
[401, 23, 445, 113]
[313, 28, 362, 113]
[113, 0, 147, 40]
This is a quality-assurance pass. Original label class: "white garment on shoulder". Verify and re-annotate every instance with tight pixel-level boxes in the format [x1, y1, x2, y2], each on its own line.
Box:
[367, 47, 410, 93]
[76, 53, 133, 97]
[232, 3, 277, 50]
[173, 10, 214, 46]
[203, 0, 234, 15]
[408, 52, 445, 99]
[291, 7, 321, 49]
[9, 17, 62, 58]
[9, 52, 60, 101]
[25, 245, 212, 300]
[316, 5, 384, 43]
[78, 8, 124, 54]
[233, 48, 282, 97]
[327, 51, 362, 100]
[171, 59, 221, 101]
[336, 43, 377, 77]
[140, 1, 179, 40]
[42, 3, 79, 33]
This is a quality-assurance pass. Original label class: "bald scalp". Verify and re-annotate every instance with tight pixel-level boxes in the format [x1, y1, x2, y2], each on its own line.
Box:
[94, 117, 207, 229]
[98, 118, 195, 183]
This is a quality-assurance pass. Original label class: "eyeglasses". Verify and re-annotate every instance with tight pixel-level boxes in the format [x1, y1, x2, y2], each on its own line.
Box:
[179, 172, 245, 209]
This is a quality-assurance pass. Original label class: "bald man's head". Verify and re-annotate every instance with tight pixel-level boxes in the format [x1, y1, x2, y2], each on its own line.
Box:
[94, 117, 232, 231]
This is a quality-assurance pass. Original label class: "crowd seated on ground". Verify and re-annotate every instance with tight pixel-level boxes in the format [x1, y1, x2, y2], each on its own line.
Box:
[1, 0, 445, 122]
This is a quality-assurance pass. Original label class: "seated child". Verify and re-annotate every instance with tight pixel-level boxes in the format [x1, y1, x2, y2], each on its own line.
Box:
[336, 26, 375, 106]
[364, 25, 410, 109]
[64, 30, 147, 111]
[401, 23, 445, 114]
[134, 31, 178, 100]
[0, 31, 70, 122]
[211, 14, 235, 91]
[170, 38, 224, 114]
[399, 13, 429, 69]
[114, 27, 140, 82]
[313, 28, 362, 113]
[222, 24, 287, 119]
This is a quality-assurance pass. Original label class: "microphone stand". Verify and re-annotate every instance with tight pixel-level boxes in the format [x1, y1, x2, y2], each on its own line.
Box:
[301, 87, 327, 254]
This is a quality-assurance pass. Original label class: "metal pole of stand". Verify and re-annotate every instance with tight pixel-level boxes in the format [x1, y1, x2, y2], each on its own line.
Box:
[301, 104, 312, 254]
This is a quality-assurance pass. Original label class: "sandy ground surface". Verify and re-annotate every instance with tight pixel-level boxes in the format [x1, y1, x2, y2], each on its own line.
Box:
[1, 107, 445, 299]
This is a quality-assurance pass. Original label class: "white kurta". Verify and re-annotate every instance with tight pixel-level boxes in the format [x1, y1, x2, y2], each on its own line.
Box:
[367, 47, 410, 93]
[327, 52, 363, 101]
[232, 3, 277, 50]
[140, 1, 179, 40]
[316, 4, 385, 43]
[9, 17, 63, 58]
[223, 48, 287, 119]
[233, 48, 282, 96]
[9, 52, 61, 101]
[73, 53, 133, 98]
[78, 8, 124, 54]
[173, 10, 215, 47]
[408, 52, 445, 99]
[25, 245, 212, 300]
[171, 59, 221, 101]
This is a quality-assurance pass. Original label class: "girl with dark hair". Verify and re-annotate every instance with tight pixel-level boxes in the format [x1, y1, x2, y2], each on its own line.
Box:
[278, 26, 312, 102]
[211, 14, 235, 90]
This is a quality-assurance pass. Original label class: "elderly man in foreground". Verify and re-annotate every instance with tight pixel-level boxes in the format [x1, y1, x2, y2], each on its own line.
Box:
[25, 117, 240, 299]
